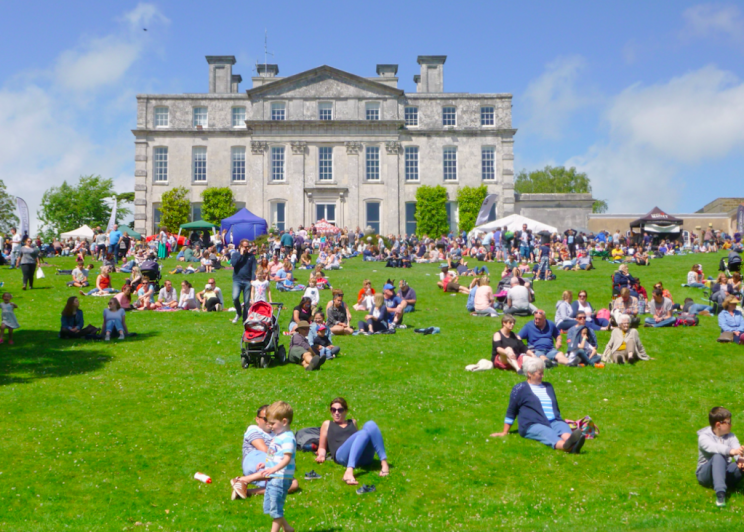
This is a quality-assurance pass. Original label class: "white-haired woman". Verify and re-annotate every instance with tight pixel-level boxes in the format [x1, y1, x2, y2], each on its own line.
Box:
[491, 357, 586, 453]
[601, 314, 650, 364]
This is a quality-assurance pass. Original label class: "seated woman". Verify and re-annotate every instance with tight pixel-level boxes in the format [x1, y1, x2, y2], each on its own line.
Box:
[614, 264, 639, 297]
[60, 296, 99, 339]
[566, 313, 602, 366]
[554, 290, 576, 331]
[601, 314, 650, 364]
[490, 357, 586, 453]
[683, 264, 706, 288]
[102, 297, 128, 340]
[634, 250, 649, 266]
[299, 250, 313, 269]
[127, 266, 142, 290]
[80, 266, 118, 297]
[229, 404, 300, 499]
[326, 292, 355, 335]
[316, 397, 389, 485]
[717, 295, 744, 344]
[472, 276, 498, 317]
[357, 293, 389, 334]
[114, 284, 133, 311]
[288, 297, 313, 332]
[178, 280, 198, 310]
[465, 314, 533, 372]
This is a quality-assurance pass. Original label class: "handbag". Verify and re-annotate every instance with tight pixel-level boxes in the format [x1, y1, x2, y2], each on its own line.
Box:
[566, 416, 599, 439]
[717, 331, 734, 343]
[36, 267, 45, 279]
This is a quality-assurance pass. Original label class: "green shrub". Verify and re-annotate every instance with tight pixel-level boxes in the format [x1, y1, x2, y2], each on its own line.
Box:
[159, 187, 190, 233]
[200, 187, 236, 225]
[415, 185, 449, 237]
[457, 185, 489, 233]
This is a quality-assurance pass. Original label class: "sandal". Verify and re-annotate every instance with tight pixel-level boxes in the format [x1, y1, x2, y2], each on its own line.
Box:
[230, 478, 248, 500]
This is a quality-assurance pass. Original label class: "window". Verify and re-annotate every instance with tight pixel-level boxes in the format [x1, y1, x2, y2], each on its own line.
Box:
[405, 202, 417, 236]
[404, 106, 418, 126]
[366, 202, 381, 234]
[154, 107, 168, 127]
[442, 106, 456, 126]
[153, 147, 168, 182]
[191, 203, 202, 222]
[318, 102, 333, 121]
[315, 203, 336, 225]
[271, 147, 285, 182]
[445, 202, 458, 233]
[318, 147, 333, 181]
[271, 102, 286, 121]
[231, 147, 245, 182]
[481, 106, 495, 126]
[405, 146, 419, 181]
[443, 147, 457, 181]
[193, 107, 207, 127]
[271, 202, 286, 231]
[193, 147, 207, 182]
[366, 147, 380, 181]
[482, 147, 495, 181]
[153, 204, 162, 227]
[365, 102, 380, 121]
[232, 107, 246, 128]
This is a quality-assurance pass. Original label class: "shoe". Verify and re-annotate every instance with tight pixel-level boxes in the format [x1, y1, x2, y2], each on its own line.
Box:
[304, 470, 322, 480]
[215, 304, 222, 312]
[567, 354, 579, 367]
[317, 355, 327, 368]
[570, 434, 586, 454]
[306, 355, 321, 371]
[716, 492, 726, 508]
[356, 484, 376, 495]
[563, 429, 583, 452]
[118, 332, 125, 340]
[231, 315, 240, 324]
[699, 310, 711, 317]
[231, 478, 248, 500]
[397, 324, 407, 329]
[594, 363, 605, 368]
[105, 332, 111, 341]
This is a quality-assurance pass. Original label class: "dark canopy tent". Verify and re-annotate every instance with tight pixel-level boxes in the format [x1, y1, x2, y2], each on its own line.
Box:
[630, 207, 684, 242]
[221, 208, 268, 244]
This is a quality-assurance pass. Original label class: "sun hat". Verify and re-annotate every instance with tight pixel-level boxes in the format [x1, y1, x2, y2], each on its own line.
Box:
[296, 320, 310, 329]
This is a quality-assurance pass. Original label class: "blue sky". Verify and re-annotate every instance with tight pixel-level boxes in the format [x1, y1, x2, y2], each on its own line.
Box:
[2, 1, 744, 231]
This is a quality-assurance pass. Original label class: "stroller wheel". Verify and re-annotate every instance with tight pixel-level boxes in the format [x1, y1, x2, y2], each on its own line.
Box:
[277, 345, 287, 364]
[260, 355, 270, 369]
[241, 357, 250, 369]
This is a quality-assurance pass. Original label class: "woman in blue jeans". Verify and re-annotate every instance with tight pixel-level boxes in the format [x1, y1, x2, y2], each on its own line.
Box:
[491, 357, 586, 453]
[316, 397, 390, 485]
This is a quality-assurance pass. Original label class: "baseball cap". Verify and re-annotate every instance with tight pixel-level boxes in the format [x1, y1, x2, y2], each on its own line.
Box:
[383, 283, 394, 290]
[318, 324, 327, 332]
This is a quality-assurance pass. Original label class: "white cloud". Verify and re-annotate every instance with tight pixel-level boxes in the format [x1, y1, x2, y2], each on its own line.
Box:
[682, 3, 744, 43]
[0, 3, 166, 232]
[569, 65, 744, 211]
[122, 2, 170, 30]
[520, 55, 595, 139]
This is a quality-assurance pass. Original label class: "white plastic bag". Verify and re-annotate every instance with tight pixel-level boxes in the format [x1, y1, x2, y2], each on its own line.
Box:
[36, 267, 45, 279]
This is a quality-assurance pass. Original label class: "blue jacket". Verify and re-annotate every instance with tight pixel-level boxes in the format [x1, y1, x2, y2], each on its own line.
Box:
[718, 310, 744, 333]
[230, 250, 256, 281]
[61, 310, 84, 331]
[505, 381, 563, 436]
[566, 324, 597, 352]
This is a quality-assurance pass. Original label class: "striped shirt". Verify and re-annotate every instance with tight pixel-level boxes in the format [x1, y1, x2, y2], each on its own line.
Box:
[266, 430, 296, 480]
[529, 384, 555, 421]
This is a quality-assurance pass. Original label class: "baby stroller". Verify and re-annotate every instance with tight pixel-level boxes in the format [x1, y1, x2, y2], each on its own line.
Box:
[241, 301, 285, 369]
[139, 259, 162, 292]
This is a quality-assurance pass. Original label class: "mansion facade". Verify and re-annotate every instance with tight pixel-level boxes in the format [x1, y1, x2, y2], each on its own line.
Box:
[132, 55, 516, 236]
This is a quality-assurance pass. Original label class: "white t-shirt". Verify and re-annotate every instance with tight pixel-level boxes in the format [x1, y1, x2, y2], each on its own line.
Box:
[158, 287, 177, 303]
[303, 286, 320, 306]
[251, 280, 270, 302]
[576, 300, 593, 321]
[11, 233, 22, 251]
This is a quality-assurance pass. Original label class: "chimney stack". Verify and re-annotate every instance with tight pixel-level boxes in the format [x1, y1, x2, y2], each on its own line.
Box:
[206, 56, 236, 94]
[231, 74, 242, 93]
[413, 74, 421, 92]
[257, 64, 279, 78]
[417, 55, 446, 93]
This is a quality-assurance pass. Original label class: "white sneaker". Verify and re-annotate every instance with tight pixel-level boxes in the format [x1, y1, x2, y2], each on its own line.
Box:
[231, 315, 240, 324]
[105, 331, 111, 341]
[215, 304, 222, 312]
[567, 353, 579, 366]
[118, 332, 125, 340]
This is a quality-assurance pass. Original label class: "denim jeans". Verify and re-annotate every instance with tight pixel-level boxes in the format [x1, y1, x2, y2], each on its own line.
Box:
[333, 421, 387, 469]
[232, 279, 251, 319]
[573, 348, 601, 366]
[86, 287, 115, 296]
[318, 346, 340, 359]
[644, 316, 676, 327]
[689, 304, 714, 315]
[524, 419, 572, 448]
[263, 477, 292, 519]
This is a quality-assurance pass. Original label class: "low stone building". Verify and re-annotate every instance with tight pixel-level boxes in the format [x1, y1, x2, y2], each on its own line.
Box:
[132, 55, 519, 236]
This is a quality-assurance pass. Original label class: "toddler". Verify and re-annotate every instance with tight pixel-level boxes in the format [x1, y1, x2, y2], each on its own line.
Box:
[251, 271, 272, 303]
[312, 324, 340, 360]
[0, 292, 20, 344]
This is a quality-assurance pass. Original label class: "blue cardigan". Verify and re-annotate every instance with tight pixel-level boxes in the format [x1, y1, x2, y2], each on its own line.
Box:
[61, 309, 84, 331]
[504, 381, 563, 436]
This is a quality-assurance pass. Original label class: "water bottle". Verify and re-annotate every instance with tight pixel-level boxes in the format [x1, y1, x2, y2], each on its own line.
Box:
[194, 472, 212, 484]
[639, 297, 646, 315]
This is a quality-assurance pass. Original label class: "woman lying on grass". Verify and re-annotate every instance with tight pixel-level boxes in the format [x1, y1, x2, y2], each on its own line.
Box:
[491, 356, 586, 453]
[316, 397, 389, 485]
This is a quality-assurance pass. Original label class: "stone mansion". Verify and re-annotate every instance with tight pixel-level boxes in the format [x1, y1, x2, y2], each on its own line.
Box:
[132, 55, 517, 236]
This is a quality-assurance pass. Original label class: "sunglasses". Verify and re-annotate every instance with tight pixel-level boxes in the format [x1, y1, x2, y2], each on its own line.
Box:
[576, 316, 586, 320]
[330, 407, 346, 414]
[257, 416, 268, 422]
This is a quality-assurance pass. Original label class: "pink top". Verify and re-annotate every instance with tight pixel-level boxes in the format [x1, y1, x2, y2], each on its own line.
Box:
[473, 286, 494, 311]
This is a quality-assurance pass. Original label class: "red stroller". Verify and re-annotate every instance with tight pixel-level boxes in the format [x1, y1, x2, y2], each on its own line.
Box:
[241, 301, 285, 368]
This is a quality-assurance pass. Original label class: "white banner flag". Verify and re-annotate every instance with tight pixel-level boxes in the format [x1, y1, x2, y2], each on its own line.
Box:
[106, 198, 117, 232]
[16, 197, 29, 237]
[475, 194, 498, 227]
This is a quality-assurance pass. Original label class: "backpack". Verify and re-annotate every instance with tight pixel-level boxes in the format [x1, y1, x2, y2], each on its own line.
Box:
[675, 314, 699, 327]
[566, 416, 599, 439]
[295, 427, 320, 450]
[596, 308, 611, 322]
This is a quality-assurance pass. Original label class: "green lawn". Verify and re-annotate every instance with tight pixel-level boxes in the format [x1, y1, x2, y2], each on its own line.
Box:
[1, 251, 743, 531]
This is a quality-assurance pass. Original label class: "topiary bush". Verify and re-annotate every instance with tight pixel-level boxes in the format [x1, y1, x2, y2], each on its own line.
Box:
[415, 185, 449, 238]
[457, 185, 489, 234]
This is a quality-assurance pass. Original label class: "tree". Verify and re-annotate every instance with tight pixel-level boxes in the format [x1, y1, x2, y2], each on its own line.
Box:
[200, 187, 236, 225]
[415, 185, 449, 237]
[38, 175, 131, 239]
[0, 180, 19, 234]
[456, 185, 489, 234]
[159, 187, 190, 233]
[515, 165, 609, 215]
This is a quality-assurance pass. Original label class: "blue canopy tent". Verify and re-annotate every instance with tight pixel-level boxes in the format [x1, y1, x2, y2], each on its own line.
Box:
[221, 208, 268, 244]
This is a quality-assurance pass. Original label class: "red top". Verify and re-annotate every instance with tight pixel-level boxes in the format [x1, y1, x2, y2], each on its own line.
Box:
[357, 287, 375, 302]
[98, 275, 111, 290]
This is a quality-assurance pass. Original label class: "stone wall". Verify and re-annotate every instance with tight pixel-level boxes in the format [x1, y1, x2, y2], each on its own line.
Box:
[514, 193, 594, 231]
